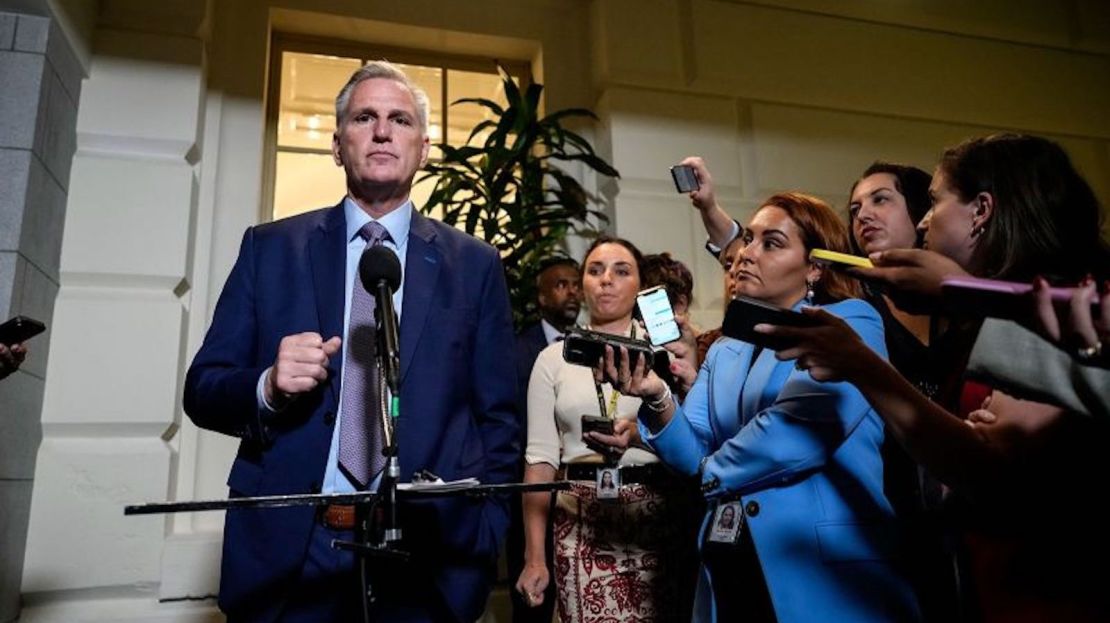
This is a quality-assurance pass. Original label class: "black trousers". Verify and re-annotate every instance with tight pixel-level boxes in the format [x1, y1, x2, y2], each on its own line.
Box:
[701, 523, 778, 623]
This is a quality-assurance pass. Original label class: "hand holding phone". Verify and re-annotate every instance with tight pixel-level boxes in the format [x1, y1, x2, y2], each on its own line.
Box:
[563, 327, 653, 369]
[670, 164, 700, 193]
[0, 316, 46, 346]
[940, 276, 1100, 320]
[581, 415, 615, 436]
[722, 296, 820, 350]
[563, 327, 677, 389]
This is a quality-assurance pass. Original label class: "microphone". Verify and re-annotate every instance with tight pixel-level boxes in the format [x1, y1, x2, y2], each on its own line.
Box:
[358, 245, 402, 393]
[358, 245, 404, 548]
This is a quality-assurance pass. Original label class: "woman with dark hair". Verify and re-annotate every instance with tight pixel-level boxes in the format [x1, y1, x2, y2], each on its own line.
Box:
[517, 235, 698, 622]
[846, 162, 937, 392]
[641, 252, 695, 317]
[848, 162, 932, 253]
[597, 193, 921, 622]
[848, 162, 959, 619]
[762, 133, 1110, 622]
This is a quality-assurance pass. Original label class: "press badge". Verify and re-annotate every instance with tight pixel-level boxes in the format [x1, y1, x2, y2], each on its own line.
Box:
[708, 501, 743, 544]
[596, 467, 620, 499]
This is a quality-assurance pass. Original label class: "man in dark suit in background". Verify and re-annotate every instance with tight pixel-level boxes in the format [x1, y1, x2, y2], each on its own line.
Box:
[509, 257, 578, 623]
[184, 60, 519, 623]
[514, 257, 581, 406]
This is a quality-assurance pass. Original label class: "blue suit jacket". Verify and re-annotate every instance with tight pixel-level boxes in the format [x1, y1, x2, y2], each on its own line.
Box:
[641, 299, 921, 623]
[184, 204, 520, 622]
[513, 322, 548, 421]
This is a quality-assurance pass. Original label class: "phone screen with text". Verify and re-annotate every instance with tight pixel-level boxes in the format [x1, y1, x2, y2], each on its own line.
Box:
[637, 287, 681, 346]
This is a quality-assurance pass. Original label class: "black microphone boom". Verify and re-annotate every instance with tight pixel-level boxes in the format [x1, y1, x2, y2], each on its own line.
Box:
[358, 246, 402, 393]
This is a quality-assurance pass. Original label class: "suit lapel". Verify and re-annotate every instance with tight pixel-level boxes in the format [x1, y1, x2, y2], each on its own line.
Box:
[399, 210, 440, 384]
[308, 203, 347, 404]
[741, 347, 776, 425]
[711, 339, 752, 439]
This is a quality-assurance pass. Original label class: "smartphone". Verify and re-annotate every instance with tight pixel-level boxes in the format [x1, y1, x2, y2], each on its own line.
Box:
[721, 296, 819, 351]
[670, 164, 699, 193]
[563, 327, 653, 368]
[0, 316, 46, 346]
[940, 276, 1100, 319]
[636, 286, 681, 345]
[562, 327, 677, 388]
[809, 249, 874, 269]
[581, 415, 615, 436]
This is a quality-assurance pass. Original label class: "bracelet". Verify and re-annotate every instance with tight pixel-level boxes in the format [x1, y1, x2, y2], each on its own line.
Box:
[644, 385, 672, 412]
[696, 457, 719, 493]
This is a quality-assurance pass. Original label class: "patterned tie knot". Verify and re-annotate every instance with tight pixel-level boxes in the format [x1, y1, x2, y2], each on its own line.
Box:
[359, 221, 391, 247]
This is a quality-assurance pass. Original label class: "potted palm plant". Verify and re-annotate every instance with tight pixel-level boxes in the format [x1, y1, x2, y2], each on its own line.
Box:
[418, 65, 620, 328]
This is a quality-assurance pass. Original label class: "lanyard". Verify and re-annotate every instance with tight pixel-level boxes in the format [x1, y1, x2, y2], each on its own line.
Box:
[593, 381, 620, 419]
[588, 321, 637, 419]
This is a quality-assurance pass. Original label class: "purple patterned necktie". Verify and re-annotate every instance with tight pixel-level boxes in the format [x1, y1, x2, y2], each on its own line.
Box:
[339, 221, 391, 489]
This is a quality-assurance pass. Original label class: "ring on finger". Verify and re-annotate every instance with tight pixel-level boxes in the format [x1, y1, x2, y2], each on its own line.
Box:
[1076, 340, 1103, 360]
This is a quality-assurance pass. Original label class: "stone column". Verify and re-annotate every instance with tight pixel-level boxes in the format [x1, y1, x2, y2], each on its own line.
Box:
[0, 10, 82, 623]
[17, 13, 212, 621]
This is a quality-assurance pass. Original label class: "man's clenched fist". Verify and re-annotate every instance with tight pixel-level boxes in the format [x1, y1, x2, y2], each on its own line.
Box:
[264, 332, 342, 409]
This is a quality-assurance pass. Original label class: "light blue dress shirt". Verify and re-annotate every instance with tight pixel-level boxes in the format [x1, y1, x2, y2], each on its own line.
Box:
[324, 197, 410, 493]
[256, 197, 410, 494]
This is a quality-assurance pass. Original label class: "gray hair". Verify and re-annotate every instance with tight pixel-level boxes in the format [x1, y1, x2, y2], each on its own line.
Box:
[334, 60, 430, 132]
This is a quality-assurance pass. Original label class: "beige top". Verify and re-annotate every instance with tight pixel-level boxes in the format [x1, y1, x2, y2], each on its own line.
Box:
[525, 339, 659, 468]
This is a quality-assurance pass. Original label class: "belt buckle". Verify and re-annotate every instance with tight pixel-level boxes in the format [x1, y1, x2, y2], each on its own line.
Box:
[321, 504, 356, 531]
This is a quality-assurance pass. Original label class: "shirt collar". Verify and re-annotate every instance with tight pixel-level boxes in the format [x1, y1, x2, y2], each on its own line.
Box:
[540, 319, 564, 344]
[343, 196, 413, 245]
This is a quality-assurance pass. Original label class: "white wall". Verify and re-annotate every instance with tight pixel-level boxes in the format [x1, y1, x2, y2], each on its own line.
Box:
[21, 0, 597, 620]
[18, 1, 1110, 621]
[593, 0, 1110, 328]
[20, 16, 212, 622]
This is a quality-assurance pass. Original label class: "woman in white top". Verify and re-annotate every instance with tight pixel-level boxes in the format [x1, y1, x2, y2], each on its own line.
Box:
[515, 236, 699, 623]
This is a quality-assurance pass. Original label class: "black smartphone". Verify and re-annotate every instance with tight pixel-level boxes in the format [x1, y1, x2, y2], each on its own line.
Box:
[563, 327, 653, 368]
[0, 316, 46, 346]
[562, 327, 677, 389]
[581, 415, 615, 436]
[721, 296, 818, 351]
[670, 164, 699, 193]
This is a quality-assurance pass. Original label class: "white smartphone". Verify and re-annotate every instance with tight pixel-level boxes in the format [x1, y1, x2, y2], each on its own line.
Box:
[636, 286, 681, 346]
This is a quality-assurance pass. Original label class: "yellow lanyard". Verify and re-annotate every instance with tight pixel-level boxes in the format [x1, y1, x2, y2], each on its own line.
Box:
[588, 322, 635, 420]
[593, 381, 620, 419]
[606, 387, 620, 418]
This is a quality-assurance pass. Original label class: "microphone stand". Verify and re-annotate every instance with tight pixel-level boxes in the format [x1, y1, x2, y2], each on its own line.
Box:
[375, 277, 402, 547]
[348, 277, 404, 621]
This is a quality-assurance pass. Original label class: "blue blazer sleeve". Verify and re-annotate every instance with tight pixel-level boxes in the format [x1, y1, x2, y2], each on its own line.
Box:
[644, 299, 887, 498]
[639, 351, 718, 475]
[183, 227, 271, 444]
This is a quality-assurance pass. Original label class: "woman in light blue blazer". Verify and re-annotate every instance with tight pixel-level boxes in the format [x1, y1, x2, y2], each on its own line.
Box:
[596, 192, 921, 623]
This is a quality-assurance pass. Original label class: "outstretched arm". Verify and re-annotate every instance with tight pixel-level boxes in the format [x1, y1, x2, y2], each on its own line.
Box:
[760, 306, 1037, 497]
[697, 302, 884, 497]
[680, 156, 739, 253]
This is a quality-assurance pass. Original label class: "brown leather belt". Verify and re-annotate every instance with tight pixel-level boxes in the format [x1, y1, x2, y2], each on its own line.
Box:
[559, 462, 669, 485]
[320, 504, 356, 531]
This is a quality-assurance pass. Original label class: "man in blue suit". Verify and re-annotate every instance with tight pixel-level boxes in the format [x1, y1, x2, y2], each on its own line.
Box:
[184, 61, 520, 622]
